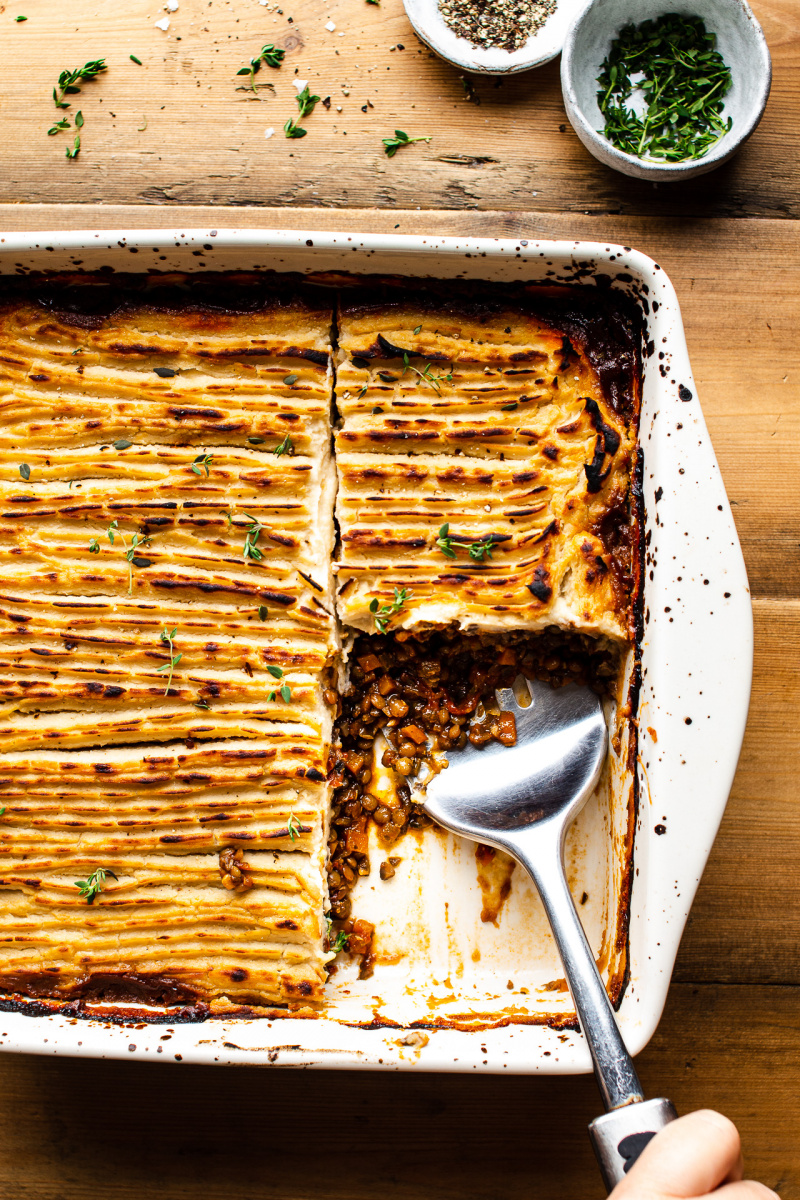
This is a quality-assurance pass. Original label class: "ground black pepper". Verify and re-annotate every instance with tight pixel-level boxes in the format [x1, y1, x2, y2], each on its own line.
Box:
[439, 0, 558, 52]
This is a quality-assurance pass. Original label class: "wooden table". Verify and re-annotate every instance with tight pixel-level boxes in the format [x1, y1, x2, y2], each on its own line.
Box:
[0, 1, 798, 1195]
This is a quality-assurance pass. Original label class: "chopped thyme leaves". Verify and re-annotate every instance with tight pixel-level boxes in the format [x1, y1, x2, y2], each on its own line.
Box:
[88, 538, 100, 554]
[113, 438, 133, 450]
[597, 14, 733, 162]
[156, 626, 181, 694]
[413, 325, 422, 334]
[287, 813, 302, 841]
[191, 452, 213, 476]
[18, 463, 30, 481]
[273, 433, 294, 456]
[75, 866, 117, 904]
[369, 587, 410, 633]
[258, 605, 269, 621]
[382, 130, 431, 157]
[283, 373, 299, 385]
[266, 665, 284, 679]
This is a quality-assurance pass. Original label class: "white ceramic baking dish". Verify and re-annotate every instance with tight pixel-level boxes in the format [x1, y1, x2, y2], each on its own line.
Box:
[0, 229, 752, 1073]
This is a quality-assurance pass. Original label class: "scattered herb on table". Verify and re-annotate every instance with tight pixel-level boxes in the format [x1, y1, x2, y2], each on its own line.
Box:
[53, 59, 107, 108]
[130, 54, 142, 65]
[382, 129, 431, 157]
[284, 117, 307, 139]
[369, 587, 410, 633]
[48, 117, 71, 136]
[296, 84, 320, 118]
[596, 14, 732, 162]
[75, 866, 117, 904]
[15, 15, 27, 21]
[65, 135, 81, 159]
[191, 452, 213, 476]
[237, 43, 285, 91]
[157, 626, 182, 693]
[273, 433, 294, 456]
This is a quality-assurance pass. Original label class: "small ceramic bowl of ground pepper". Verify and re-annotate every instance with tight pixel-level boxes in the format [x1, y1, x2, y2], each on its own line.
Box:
[561, 0, 771, 180]
[403, 0, 589, 75]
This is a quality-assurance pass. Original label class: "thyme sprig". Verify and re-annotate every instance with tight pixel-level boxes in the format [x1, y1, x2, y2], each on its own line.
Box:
[237, 43, 285, 91]
[273, 433, 294, 456]
[53, 59, 107, 109]
[107, 520, 150, 593]
[369, 587, 410, 633]
[296, 84, 320, 118]
[382, 129, 431, 157]
[191, 452, 213, 476]
[242, 513, 267, 563]
[156, 626, 182, 694]
[597, 14, 732, 162]
[434, 524, 496, 563]
[75, 866, 117, 904]
[402, 352, 452, 393]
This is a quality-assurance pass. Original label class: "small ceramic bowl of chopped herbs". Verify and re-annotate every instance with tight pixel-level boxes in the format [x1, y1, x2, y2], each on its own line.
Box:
[561, 0, 771, 179]
[403, 0, 591, 75]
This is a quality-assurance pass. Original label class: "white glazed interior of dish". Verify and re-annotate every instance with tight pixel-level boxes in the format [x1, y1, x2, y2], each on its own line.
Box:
[0, 229, 752, 1073]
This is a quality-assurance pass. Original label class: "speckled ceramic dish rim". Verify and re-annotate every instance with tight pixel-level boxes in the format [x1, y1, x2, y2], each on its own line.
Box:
[0, 228, 753, 1074]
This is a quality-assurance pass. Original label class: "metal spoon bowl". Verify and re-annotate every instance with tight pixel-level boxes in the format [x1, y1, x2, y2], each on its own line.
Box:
[422, 676, 676, 1190]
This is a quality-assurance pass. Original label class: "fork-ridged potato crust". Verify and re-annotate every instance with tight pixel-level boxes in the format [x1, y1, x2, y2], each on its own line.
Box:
[0, 272, 642, 1019]
[334, 283, 641, 640]
[0, 274, 337, 1012]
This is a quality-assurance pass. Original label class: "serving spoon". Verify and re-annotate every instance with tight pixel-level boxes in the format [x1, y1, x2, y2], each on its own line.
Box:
[422, 676, 676, 1191]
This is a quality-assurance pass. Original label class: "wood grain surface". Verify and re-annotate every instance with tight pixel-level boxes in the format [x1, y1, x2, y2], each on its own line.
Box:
[0, 0, 798, 216]
[0, 0, 798, 1192]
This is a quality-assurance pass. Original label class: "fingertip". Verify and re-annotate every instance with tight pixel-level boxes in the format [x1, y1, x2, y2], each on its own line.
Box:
[693, 1109, 741, 1145]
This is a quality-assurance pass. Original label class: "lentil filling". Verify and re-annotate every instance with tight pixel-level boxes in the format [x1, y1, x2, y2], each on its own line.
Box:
[326, 628, 621, 970]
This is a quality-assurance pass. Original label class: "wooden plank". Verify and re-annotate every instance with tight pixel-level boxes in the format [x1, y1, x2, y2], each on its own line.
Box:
[1, 204, 797, 599]
[675, 597, 800, 985]
[0, 0, 797, 217]
[0, 983, 793, 1199]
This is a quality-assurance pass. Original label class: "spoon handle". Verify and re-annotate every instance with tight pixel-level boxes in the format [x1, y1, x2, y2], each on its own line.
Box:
[513, 825, 644, 1108]
[511, 826, 676, 1189]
